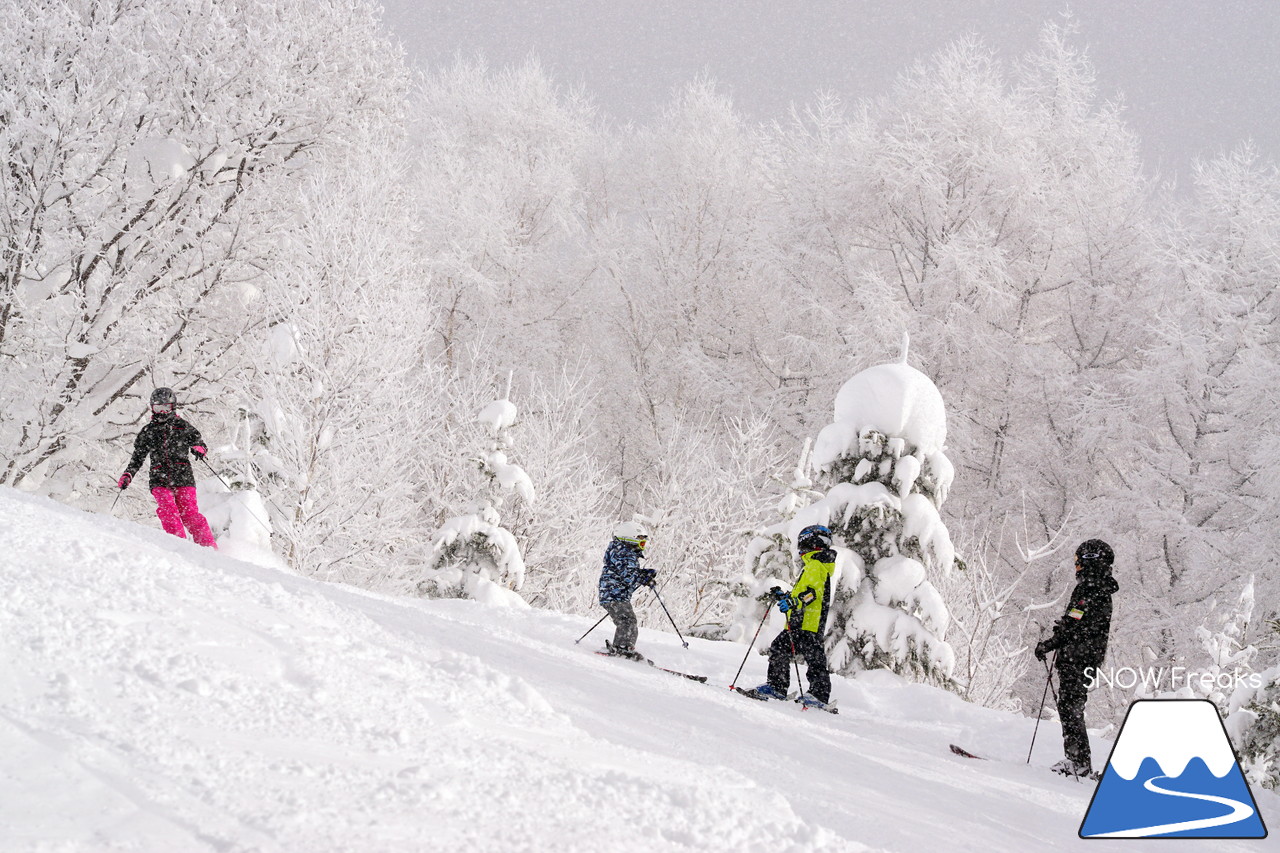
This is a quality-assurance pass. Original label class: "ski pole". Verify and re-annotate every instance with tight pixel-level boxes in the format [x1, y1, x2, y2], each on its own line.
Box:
[198, 457, 273, 536]
[785, 622, 808, 698]
[109, 487, 124, 516]
[1044, 658, 1060, 705]
[729, 601, 773, 690]
[1027, 650, 1057, 764]
[575, 612, 610, 645]
[784, 596, 816, 698]
[647, 583, 688, 648]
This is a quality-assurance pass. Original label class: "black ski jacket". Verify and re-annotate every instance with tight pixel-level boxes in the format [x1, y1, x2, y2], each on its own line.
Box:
[1042, 565, 1119, 669]
[125, 413, 205, 490]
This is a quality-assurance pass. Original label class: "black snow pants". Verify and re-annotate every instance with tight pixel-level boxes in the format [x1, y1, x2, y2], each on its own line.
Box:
[767, 628, 831, 703]
[1056, 656, 1093, 768]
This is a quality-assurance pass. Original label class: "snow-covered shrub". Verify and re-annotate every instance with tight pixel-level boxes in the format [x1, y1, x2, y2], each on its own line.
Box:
[938, 514, 1075, 711]
[633, 416, 790, 639]
[1227, 663, 1280, 791]
[1205, 580, 1280, 790]
[731, 438, 822, 643]
[1192, 578, 1261, 705]
[420, 385, 533, 605]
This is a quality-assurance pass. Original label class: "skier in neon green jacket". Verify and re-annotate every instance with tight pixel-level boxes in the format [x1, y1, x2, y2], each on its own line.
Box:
[747, 524, 836, 708]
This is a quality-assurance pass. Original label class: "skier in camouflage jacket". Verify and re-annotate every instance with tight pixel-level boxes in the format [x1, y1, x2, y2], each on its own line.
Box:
[597, 522, 654, 659]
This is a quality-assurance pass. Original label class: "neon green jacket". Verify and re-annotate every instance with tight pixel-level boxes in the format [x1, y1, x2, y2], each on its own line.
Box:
[791, 548, 836, 633]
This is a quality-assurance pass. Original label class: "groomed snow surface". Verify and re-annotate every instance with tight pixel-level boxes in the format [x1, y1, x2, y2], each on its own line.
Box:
[1, 488, 1273, 852]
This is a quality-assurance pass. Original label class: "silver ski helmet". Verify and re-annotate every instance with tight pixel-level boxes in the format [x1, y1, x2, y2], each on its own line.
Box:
[797, 524, 832, 552]
[150, 387, 177, 414]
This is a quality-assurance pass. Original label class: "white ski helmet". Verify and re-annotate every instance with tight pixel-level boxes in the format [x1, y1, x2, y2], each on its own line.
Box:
[613, 521, 649, 546]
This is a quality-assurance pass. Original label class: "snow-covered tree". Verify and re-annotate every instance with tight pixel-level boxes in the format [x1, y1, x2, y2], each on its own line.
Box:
[1223, 605, 1280, 791]
[421, 380, 534, 605]
[1174, 576, 1280, 791]
[236, 127, 437, 584]
[940, 516, 1071, 711]
[801, 346, 958, 683]
[0, 0, 405, 500]
[408, 58, 599, 375]
[586, 81, 796, 501]
[1191, 578, 1261, 705]
[796, 24, 1153, 608]
[476, 368, 615, 615]
[1125, 146, 1280, 629]
[636, 415, 789, 638]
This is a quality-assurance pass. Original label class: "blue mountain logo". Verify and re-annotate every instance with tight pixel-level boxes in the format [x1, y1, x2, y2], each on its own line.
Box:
[1080, 699, 1268, 839]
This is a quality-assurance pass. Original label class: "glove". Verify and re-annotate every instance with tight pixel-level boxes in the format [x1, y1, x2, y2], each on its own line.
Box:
[768, 586, 787, 600]
[638, 567, 656, 587]
[191, 445, 207, 460]
[1034, 640, 1051, 661]
[777, 596, 800, 614]
[117, 472, 132, 490]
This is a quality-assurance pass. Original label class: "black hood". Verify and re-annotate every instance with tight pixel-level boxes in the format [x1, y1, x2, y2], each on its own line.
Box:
[1079, 564, 1118, 594]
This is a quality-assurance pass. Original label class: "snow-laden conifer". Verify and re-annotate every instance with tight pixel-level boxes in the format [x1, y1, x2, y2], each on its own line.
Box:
[739, 340, 958, 684]
[421, 377, 533, 607]
[1230, 660, 1280, 791]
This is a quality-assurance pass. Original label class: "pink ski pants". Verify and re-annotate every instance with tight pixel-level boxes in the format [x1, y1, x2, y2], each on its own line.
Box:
[151, 486, 217, 549]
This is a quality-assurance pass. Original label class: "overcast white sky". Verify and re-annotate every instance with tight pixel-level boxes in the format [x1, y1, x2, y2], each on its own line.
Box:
[378, 1, 1279, 183]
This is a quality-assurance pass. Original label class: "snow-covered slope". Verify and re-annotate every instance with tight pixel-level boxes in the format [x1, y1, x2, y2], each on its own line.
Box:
[1, 488, 1272, 852]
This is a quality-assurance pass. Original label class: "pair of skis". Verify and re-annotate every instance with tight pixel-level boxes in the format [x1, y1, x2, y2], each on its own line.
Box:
[593, 650, 708, 683]
[732, 685, 840, 714]
[594, 645, 838, 713]
[949, 743, 1101, 781]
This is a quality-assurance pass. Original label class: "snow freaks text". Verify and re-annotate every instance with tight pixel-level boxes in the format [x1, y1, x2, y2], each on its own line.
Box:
[1087, 667, 1264, 693]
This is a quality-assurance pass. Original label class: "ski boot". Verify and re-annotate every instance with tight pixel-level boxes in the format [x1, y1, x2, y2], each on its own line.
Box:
[797, 692, 831, 711]
[1050, 758, 1097, 780]
[743, 683, 788, 701]
[604, 640, 646, 662]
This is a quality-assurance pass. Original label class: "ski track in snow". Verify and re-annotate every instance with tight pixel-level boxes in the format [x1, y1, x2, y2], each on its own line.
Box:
[1, 487, 1275, 852]
[1085, 776, 1256, 838]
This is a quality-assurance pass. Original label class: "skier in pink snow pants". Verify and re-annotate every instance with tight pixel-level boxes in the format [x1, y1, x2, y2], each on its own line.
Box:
[117, 387, 218, 549]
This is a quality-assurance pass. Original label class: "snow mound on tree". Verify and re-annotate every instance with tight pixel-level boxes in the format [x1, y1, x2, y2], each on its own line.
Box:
[476, 399, 518, 434]
[813, 362, 947, 467]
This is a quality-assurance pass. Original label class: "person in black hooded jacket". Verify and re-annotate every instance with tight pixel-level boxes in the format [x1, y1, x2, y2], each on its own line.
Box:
[117, 387, 218, 549]
[1035, 538, 1119, 778]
